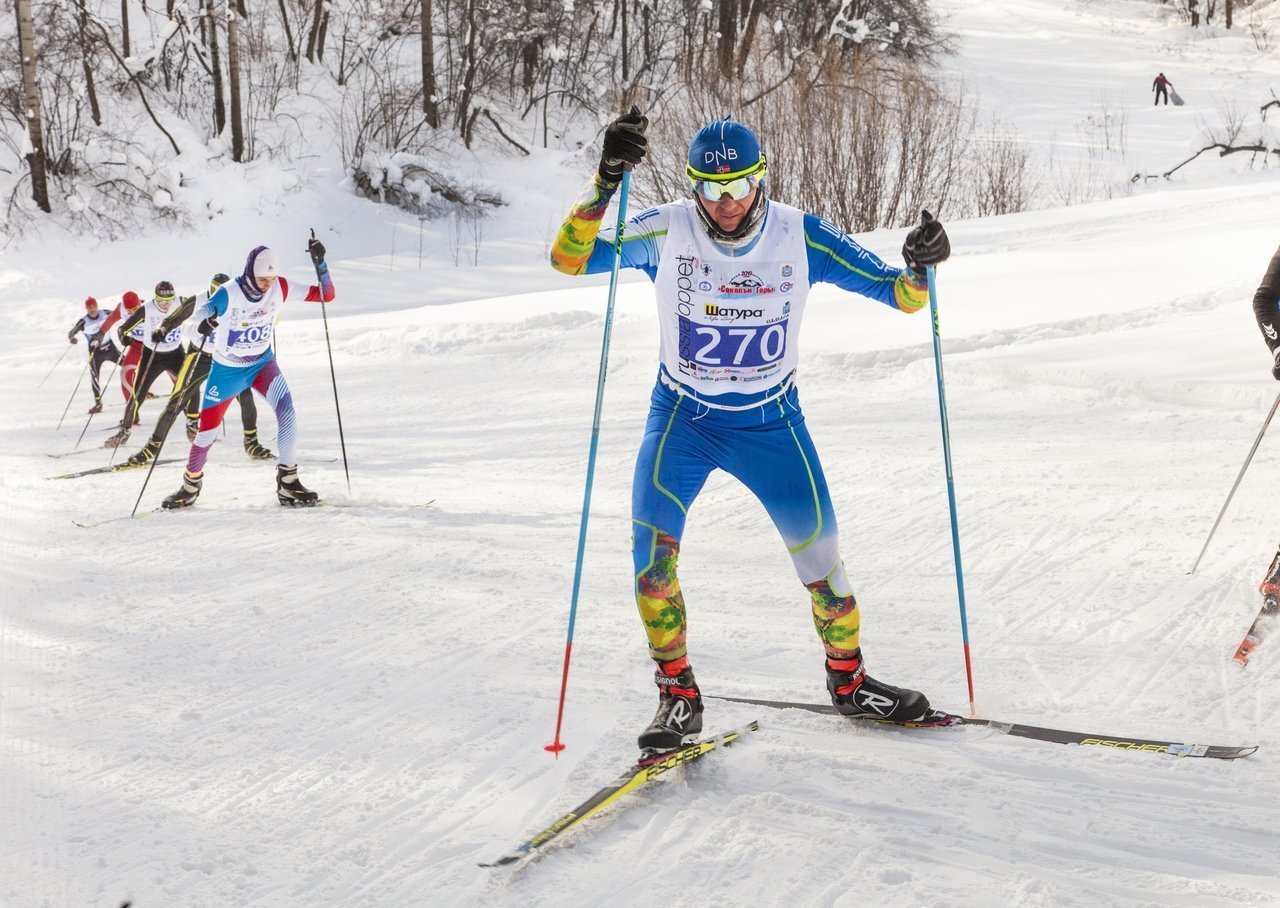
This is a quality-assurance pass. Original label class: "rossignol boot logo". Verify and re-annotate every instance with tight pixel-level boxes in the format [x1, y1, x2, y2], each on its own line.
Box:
[666, 698, 693, 728]
[854, 690, 897, 716]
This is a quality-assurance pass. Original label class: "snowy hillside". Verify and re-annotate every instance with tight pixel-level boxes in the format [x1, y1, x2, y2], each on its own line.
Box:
[4, 0, 1280, 906]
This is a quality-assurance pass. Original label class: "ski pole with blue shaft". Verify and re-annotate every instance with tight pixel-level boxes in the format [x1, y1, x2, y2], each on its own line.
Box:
[546, 167, 634, 756]
[926, 254, 976, 717]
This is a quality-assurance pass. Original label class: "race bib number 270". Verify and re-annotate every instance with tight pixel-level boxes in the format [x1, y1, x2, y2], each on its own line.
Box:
[678, 316, 788, 367]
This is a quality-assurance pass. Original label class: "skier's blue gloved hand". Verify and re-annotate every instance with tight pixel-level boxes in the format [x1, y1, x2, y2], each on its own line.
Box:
[903, 210, 950, 273]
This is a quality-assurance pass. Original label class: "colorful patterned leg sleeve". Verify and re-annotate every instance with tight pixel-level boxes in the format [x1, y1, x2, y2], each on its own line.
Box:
[252, 360, 295, 466]
[186, 398, 234, 473]
[635, 528, 688, 664]
[806, 577, 861, 661]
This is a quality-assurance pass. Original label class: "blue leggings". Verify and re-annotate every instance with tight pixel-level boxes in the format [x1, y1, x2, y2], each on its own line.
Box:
[631, 378, 859, 663]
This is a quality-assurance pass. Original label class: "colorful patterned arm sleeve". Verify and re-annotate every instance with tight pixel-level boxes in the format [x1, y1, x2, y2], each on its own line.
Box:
[300, 263, 335, 303]
[549, 176, 664, 279]
[803, 214, 928, 313]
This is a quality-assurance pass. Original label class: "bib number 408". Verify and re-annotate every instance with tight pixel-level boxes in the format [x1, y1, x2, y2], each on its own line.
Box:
[228, 323, 273, 347]
[682, 321, 787, 367]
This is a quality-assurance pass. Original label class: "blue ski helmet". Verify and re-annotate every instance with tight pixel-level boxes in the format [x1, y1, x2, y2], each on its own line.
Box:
[686, 120, 766, 181]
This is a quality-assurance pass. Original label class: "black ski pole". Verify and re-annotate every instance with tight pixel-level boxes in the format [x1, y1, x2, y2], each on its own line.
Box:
[37, 343, 74, 389]
[1189, 388, 1280, 574]
[56, 358, 91, 430]
[130, 339, 208, 517]
[310, 228, 350, 492]
[109, 345, 157, 467]
[73, 357, 119, 450]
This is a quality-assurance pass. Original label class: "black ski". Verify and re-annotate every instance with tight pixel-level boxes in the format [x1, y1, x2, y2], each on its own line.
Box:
[47, 448, 100, 459]
[707, 695, 1256, 760]
[1232, 594, 1280, 666]
[50, 459, 182, 480]
[73, 498, 436, 528]
[480, 721, 759, 868]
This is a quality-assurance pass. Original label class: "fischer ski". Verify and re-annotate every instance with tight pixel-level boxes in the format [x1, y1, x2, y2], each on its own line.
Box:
[707, 696, 1256, 760]
[480, 721, 759, 868]
[1232, 595, 1280, 667]
[50, 459, 182, 480]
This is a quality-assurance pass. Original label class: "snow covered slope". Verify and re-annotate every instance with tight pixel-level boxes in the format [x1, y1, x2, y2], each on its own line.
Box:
[4, 1, 1280, 906]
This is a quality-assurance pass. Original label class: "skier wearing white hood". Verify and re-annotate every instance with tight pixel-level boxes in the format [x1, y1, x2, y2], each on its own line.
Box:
[162, 238, 334, 510]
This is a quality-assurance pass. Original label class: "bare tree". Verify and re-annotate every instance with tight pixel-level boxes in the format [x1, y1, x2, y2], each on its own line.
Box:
[228, 0, 245, 161]
[305, 0, 325, 62]
[421, 0, 439, 127]
[209, 2, 227, 136]
[121, 0, 130, 55]
[77, 0, 102, 126]
[14, 0, 51, 212]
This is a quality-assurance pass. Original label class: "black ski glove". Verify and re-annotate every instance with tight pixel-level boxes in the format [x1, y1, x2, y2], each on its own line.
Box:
[902, 210, 951, 273]
[151, 328, 166, 343]
[598, 106, 648, 182]
[68, 333, 78, 344]
[1271, 348, 1280, 381]
[119, 333, 135, 348]
[307, 233, 326, 266]
[88, 335, 101, 352]
[198, 315, 219, 337]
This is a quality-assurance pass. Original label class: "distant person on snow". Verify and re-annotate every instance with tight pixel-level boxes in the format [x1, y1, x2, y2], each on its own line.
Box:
[160, 239, 334, 510]
[97, 291, 147, 404]
[550, 112, 951, 752]
[104, 281, 190, 448]
[1152, 72, 1173, 106]
[121, 272, 274, 468]
[66, 297, 110, 413]
[1251, 242, 1280, 602]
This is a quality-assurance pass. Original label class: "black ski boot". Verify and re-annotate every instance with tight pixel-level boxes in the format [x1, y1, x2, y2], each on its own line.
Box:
[122, 438, 161, 468]
[162, 471, 202, 510]
[1259, 550, 1280, 600]
[638, 663, 704, 752]
[826, 649, 930, 723]
[276, 465, 319, 507]
[103, 426, 130, 448]
[243, 429, 275, 460]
